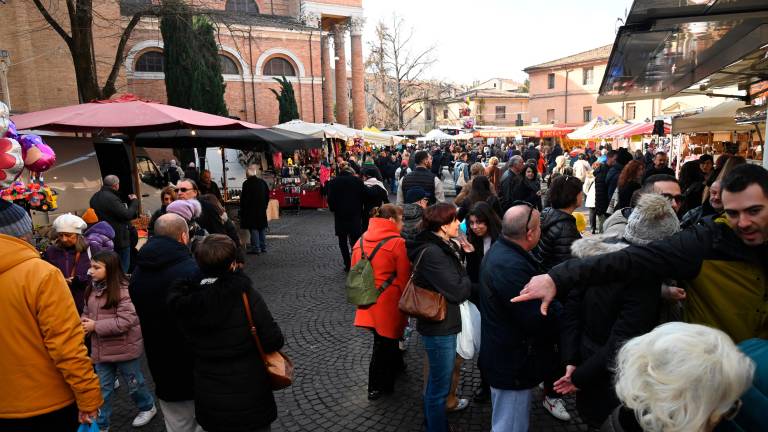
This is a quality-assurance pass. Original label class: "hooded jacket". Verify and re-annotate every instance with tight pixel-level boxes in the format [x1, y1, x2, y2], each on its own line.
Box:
[406, 231, 473, 336]
[129, 235, 200, 402]
[538, 207, 581, 272]
[401, 203, 423, 240]
[352, 218, 411, 339]
[560, 234, 661, 426]
[43, 241, 91, 313]
[0, 234, 102, 419]
[84, 221, 115, 253]
[168, 272, 284, 432]
[550, 215, 768, 344]
[82, 280, 144, 363]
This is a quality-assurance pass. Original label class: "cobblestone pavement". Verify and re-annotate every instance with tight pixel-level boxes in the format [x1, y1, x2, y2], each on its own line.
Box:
[110, 209, 589, 432]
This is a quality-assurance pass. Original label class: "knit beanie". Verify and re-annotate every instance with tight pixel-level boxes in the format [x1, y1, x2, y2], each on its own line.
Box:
[52, 213, 87, 235]
[82, 207, 99, 224]
[0, 200, 33, 238]
[167, 199, 201, 222]
[623, 193, 680, 246]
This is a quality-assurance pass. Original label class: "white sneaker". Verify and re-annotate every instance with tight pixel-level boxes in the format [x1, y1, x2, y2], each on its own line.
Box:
[131, 404, 157, 427]
[543, 396, 571, 421]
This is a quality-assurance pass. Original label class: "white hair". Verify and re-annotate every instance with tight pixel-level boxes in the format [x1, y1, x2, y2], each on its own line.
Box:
[614, 322, 754, 432]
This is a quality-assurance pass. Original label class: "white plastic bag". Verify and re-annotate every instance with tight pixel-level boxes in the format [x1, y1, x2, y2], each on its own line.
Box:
[456, 301, 482, 360]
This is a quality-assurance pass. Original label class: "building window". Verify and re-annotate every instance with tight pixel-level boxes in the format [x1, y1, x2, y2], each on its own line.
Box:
[219, 55, 240, 75]
[263, 57, 296, 77]
[583, 67, 594, 85]
[583, 106, 592, 122]
[495, 106, 506, 120]
[426, 107, 432, 121]
[626, 103, 636, 120]
[516, 113, 523, 126]
[443, 109, 449, 119]
[546, 109, 555, 124]
[547, 73, 555, 89]
[225, 0, 259, 14]
[135, 51, 164, 73]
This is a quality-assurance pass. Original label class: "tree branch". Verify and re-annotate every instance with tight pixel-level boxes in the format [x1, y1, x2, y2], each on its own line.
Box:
[30, 0, 72, 45]
[102, 10, 155, 98]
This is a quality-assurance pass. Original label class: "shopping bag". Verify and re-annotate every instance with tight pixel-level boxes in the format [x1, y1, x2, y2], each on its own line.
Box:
[77, 422, 99, 432]
[456, 301, 482, 360]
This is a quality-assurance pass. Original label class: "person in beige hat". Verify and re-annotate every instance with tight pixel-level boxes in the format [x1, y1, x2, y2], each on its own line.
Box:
[43, 214, 91, 312]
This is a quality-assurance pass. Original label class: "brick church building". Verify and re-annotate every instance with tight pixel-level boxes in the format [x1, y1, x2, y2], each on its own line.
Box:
[0, 0, 366, 128]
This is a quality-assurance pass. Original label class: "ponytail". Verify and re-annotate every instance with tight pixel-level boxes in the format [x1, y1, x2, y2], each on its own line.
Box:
[370, 203, 403, 221]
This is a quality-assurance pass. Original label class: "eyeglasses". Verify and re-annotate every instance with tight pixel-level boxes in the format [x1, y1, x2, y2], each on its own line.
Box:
[661, 193, 683, 204]
[511, 200, 535, 231]
[723, 399, 742, 421]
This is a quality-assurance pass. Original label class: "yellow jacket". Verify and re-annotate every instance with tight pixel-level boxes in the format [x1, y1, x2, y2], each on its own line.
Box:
[0, 234, 102, 418]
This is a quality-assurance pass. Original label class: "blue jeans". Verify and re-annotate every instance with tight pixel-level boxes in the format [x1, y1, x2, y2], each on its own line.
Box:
[422, 334, 457, 432]
[116, 247, 131, 273]
[490, 387, 532, 432]
[249, 228, 267, 252]
[95, 359, 155, 429]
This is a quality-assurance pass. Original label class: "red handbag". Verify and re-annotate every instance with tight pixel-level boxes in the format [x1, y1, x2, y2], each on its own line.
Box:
[241, 292, 294, 390]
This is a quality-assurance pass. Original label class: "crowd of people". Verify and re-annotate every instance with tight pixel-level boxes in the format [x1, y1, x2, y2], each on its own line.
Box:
[0, 163, 282, 432]
[332, 140, 766, 432]
[2, 138, 767, 432]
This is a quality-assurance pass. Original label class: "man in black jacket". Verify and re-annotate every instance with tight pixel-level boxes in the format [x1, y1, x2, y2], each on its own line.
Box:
[499, 156, 525, 212]
[129, 214, 203, 432]
[512, 164, 768, 345]
[89, 175, 138, 271]
[478, 204, 560, 432]
[326, 166, 370, 272]
[643, 151, 675, 181]
[604, 151, 622, 206]
[397, 150, 445, 205]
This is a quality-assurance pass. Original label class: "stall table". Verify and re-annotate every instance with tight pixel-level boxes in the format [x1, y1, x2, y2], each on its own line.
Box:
[270, 188, 327, 209]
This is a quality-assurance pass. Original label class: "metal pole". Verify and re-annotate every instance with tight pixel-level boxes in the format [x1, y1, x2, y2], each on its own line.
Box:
[129, 135, 143, 215]
[763, 110, 768, 170]
[220, 146, 228, 200]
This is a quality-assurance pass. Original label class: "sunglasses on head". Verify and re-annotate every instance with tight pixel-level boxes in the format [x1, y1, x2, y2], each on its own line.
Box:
[661, 192, 683, 204]
[511, 200, 535, 231]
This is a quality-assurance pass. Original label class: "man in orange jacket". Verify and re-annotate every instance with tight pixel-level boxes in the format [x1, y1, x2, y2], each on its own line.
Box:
[0, 200, 103, 431]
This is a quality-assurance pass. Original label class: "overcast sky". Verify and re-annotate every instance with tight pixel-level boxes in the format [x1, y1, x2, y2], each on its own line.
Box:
[361, 0, 633, 85]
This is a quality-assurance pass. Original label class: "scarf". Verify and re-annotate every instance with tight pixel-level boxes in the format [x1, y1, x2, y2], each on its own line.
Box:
[364, 177, 387, 193]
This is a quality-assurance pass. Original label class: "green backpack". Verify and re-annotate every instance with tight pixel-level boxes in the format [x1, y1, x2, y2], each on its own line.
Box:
[346, 235, 399, 306]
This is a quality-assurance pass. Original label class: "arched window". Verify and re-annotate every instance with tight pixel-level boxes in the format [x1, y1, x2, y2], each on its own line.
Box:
[263, 57, 296, 77]
[225, 0, 259, 14]
[219, 55, 240, 75]
[135, 51, 164, 73]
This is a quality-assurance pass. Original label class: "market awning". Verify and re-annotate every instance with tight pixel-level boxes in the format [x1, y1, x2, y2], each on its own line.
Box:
[473, 128, 522, 138]
[274, 120, 351, 140]
[134, 128, 324, 153]
[672, 100, 757, 133]
[520, 126, 575, 138]
[567, 118, 629, 140]
[598, 0, 768, 103]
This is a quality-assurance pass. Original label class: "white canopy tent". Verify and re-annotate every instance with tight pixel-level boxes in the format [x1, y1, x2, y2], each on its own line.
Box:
[418, 129, 455, 143]
[274, 119, 351, 140]
[672, 100, 755, 133]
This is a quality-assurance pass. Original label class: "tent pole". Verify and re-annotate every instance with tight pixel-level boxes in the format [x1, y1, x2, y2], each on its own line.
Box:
[220, 146, 228, 200]
[129, 134, 143, 215]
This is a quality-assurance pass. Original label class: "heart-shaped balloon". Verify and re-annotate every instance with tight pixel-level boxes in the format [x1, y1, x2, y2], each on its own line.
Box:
[0, 138, 24, 188]
[20, 134, 56, 173]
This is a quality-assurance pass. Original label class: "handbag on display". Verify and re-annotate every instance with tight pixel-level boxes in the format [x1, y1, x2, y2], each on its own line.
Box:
[398, 249, 447, 321]
[241, 292, 294, 390]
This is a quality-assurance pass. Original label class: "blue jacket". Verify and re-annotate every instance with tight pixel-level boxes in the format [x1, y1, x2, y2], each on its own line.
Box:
[720, 338, 768, 432]
[477, 236, 559, 390]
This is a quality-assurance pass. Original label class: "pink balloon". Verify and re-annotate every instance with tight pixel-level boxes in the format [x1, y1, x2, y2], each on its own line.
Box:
[20, 135, 56, 172]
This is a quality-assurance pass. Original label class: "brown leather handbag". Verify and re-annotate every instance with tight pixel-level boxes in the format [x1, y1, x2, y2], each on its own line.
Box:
[398, 249, 447, 321]
[241, 292, 294, 390]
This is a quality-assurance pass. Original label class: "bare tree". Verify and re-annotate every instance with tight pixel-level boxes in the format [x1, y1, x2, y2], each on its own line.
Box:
[366, 15, 436, 130]
[29, 0, 164, 102]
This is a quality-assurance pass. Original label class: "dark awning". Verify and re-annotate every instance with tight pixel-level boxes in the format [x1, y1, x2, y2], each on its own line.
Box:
[598, 0, 768, 103]
[134, 127, 324, 153]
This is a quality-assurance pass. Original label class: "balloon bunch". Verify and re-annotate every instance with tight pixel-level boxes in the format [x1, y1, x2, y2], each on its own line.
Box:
[1, 101, 58, 211]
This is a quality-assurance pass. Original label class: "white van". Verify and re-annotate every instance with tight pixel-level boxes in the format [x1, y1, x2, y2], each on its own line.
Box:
[30, 135, 166, 225]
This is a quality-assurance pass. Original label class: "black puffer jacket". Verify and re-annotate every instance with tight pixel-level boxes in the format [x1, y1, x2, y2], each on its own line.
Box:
[538, 207, 581, 272]
[401, 203, 423, 241]
[594, 165, 610, 214]
[406, 231, 473, 336]
[168, 271, 284, 432]
[561, 235, 661, 427]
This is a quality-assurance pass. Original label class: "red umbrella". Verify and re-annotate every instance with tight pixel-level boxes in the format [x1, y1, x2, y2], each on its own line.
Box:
[10, 94, 264, 212]
[11, 94, 261, 133]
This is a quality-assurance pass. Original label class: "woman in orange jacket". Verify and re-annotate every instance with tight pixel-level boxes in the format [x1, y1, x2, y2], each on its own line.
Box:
[351, 204, 411, 401]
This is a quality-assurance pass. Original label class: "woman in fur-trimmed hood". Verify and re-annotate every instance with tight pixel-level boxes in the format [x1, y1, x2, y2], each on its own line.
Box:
[556, 194, 681, 428]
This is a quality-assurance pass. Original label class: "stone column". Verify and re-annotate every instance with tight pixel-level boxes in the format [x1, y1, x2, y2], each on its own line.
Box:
[320, 33, 335, 123]
[333, 22, 349, 126]
[350, 17, 366, 129]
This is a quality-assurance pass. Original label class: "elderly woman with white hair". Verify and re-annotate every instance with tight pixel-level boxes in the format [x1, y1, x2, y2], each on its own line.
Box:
[602, 322, 754, 432]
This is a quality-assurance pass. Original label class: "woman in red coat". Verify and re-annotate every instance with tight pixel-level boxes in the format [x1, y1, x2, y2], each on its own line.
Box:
[351, 204, 411, 401]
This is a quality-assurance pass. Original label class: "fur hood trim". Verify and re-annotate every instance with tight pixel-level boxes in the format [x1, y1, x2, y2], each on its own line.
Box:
[571, 234, 629, 258]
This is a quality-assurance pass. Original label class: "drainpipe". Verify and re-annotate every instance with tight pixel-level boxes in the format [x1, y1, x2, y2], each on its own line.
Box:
[564, 69, 570, 126]
[247, 29, 258, 124]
